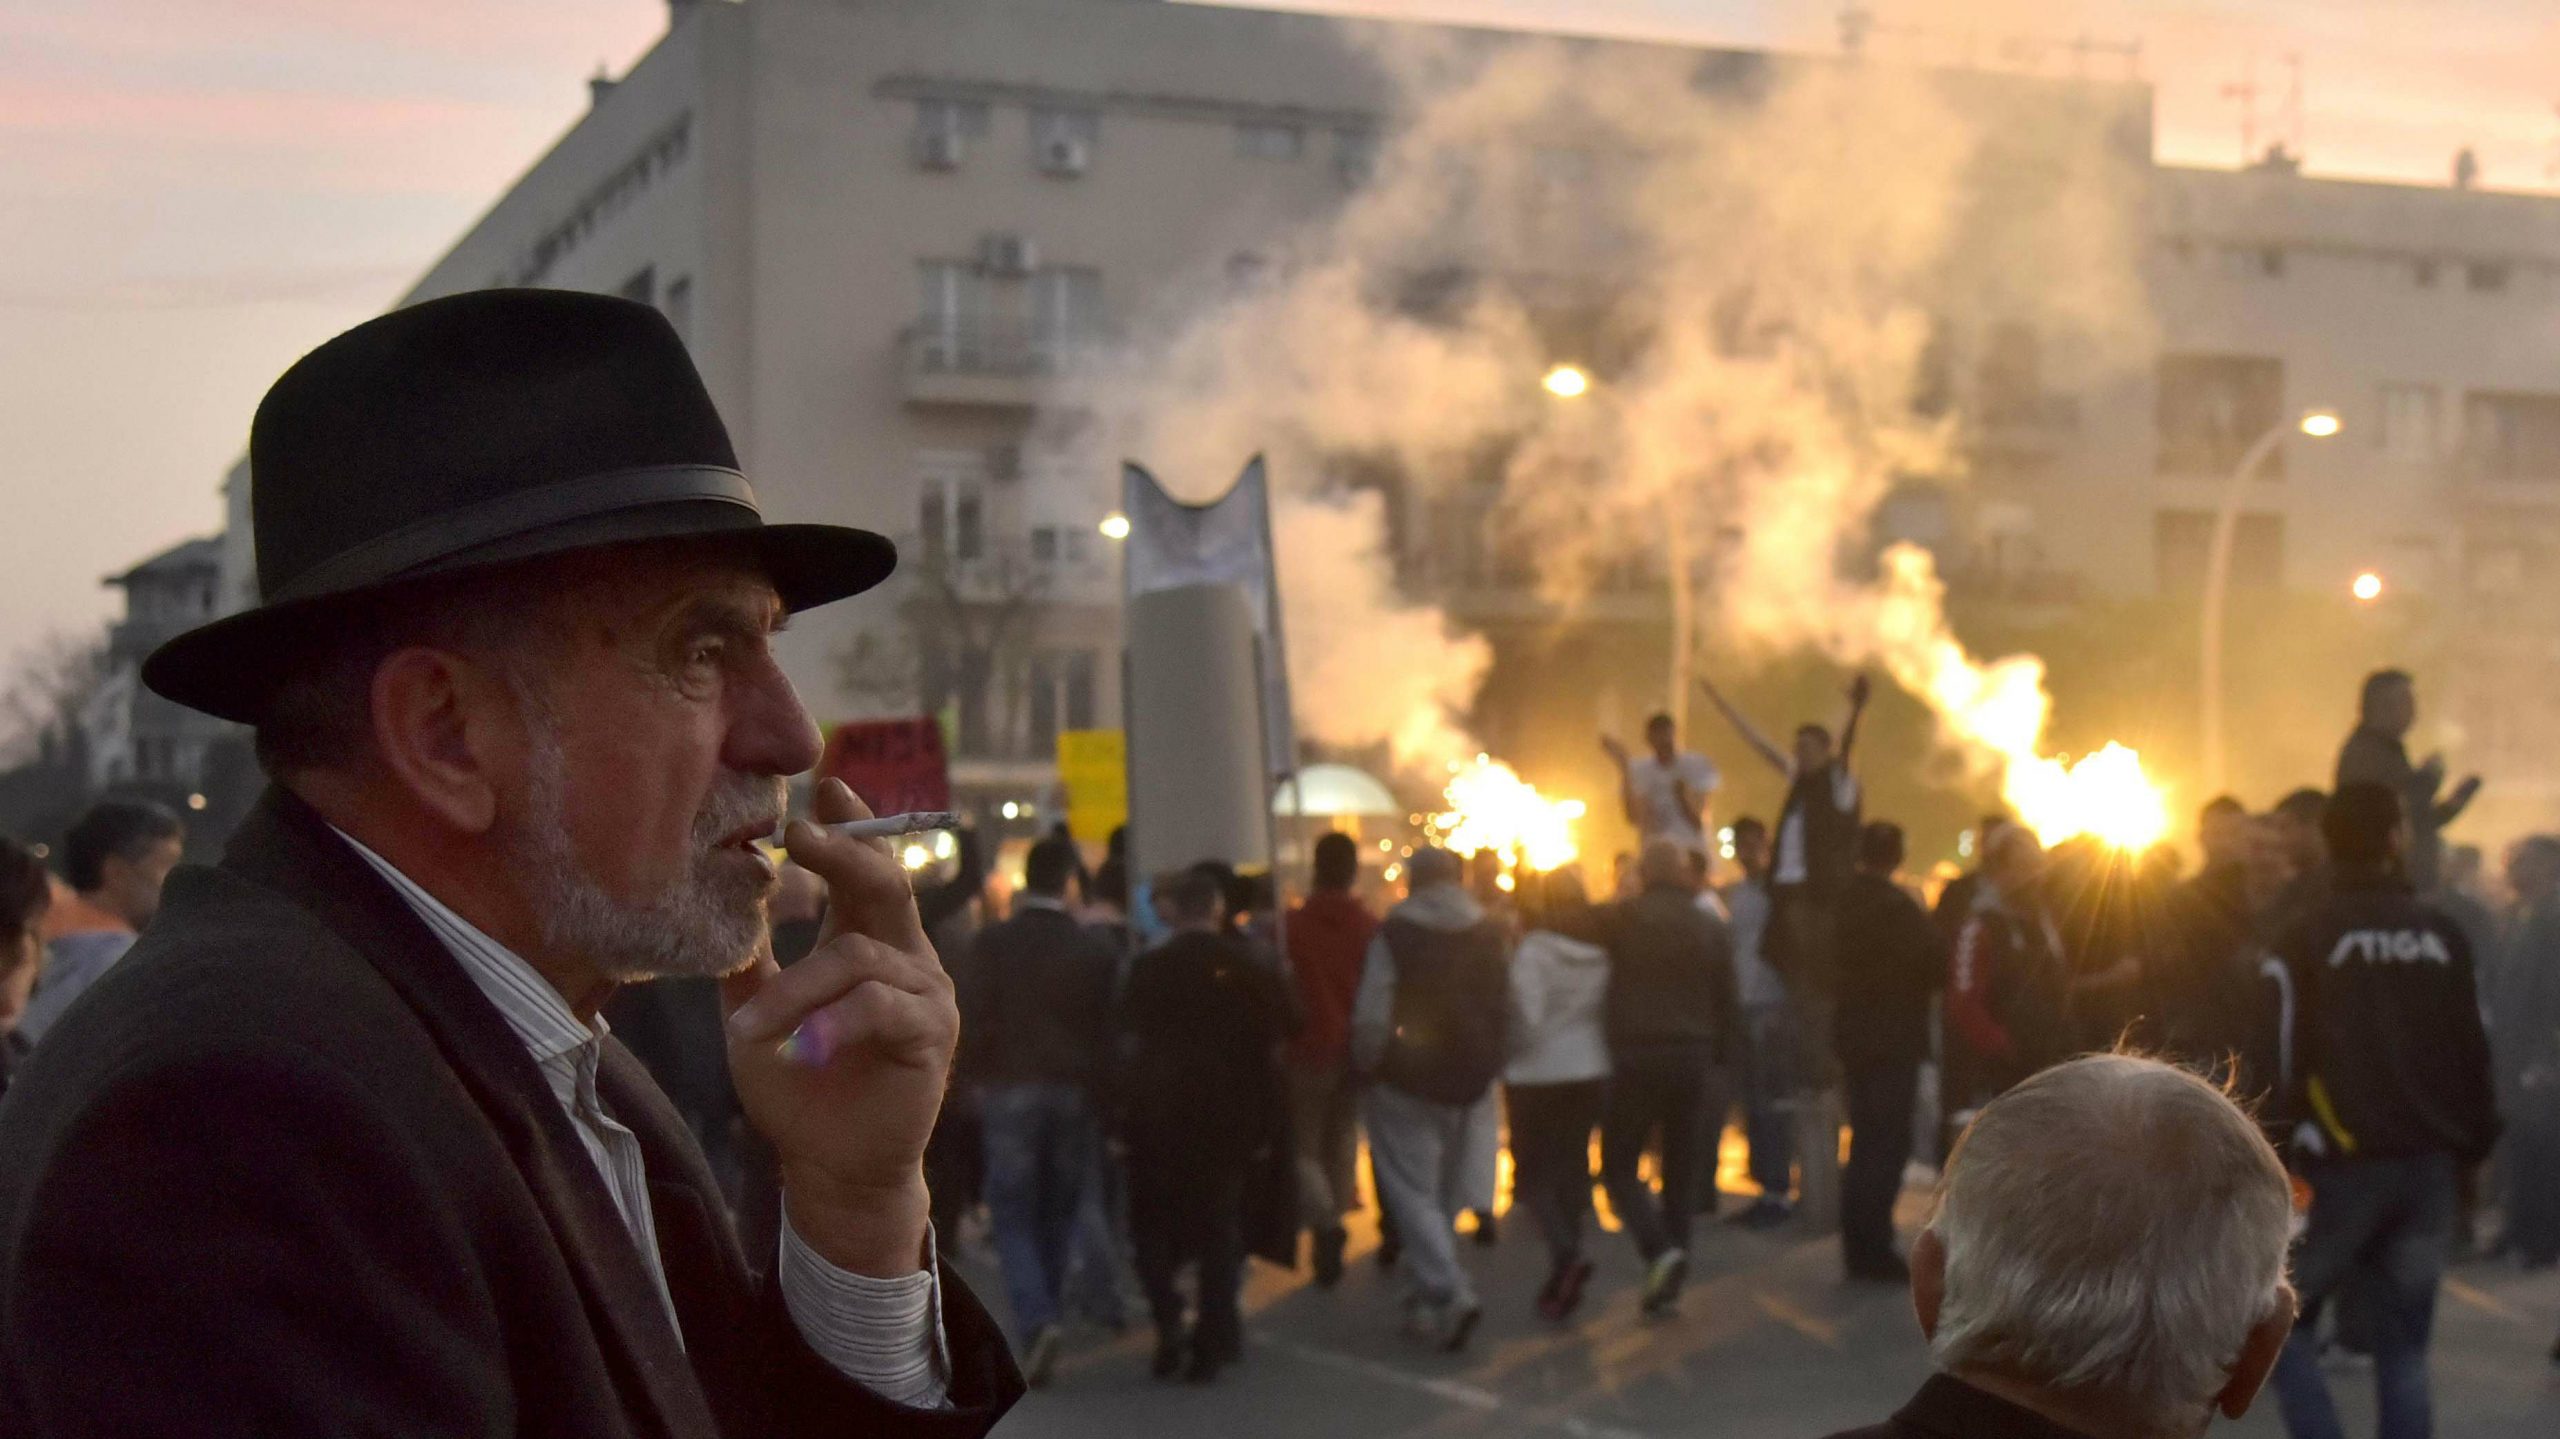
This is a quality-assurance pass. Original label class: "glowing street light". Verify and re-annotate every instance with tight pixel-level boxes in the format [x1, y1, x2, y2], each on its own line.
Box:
[1098, 512, 1131, 541]
[1541, 364, 1591, 399]
[2352, 571, 2384, 603]
[2201, 405, 2342, 794]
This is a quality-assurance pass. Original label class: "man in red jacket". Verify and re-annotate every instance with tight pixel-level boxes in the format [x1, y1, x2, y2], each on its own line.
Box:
[1284, 831, 1379, 1286]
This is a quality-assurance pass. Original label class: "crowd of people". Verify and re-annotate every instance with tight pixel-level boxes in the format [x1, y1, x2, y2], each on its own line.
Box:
[5, 658, 2555, 1436]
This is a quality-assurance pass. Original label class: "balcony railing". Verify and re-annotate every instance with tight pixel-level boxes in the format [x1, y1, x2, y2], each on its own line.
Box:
[901, 319, 1105, 407]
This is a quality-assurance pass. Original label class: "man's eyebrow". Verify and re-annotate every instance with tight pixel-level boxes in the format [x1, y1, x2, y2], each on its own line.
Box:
[671, 589, 787, 638]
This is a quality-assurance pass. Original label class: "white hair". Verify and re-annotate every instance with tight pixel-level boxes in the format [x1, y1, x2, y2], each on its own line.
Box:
[1928, 1055, 2293, 1435]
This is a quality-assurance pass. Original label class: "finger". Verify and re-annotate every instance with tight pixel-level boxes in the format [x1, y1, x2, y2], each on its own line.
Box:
[787, 778, 929, 955]
[758, 981, 956, 1072]
[728, 931, 945, 1044]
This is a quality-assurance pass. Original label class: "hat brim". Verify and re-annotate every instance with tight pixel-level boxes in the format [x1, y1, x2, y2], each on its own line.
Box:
[142, 510, 897, 725]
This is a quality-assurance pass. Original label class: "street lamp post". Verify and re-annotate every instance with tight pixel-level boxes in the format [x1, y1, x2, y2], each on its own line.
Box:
[2198, 408, 2339, 796]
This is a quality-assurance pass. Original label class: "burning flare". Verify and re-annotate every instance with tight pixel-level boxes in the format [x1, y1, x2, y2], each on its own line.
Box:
[1869, 546, 2172, 853]
[1431, 756, 1586, 876]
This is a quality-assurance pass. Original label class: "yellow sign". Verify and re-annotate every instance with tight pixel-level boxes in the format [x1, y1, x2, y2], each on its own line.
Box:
[1057, 729, 1128, 844]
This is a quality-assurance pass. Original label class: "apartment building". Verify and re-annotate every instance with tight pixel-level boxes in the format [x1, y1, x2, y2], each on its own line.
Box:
[175, 0, 2560, 834]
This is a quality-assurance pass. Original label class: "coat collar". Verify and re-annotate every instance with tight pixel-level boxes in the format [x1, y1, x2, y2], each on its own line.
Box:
[219, 786, 721, 1439]
[1894, 1374, 2099, 1439]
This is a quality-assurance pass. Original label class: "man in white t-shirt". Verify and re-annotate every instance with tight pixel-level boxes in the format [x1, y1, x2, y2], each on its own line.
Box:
[1602, 713, 1720, 869]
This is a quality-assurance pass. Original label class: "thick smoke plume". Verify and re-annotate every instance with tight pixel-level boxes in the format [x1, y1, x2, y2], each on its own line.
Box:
[1059, 27, 2156, 819]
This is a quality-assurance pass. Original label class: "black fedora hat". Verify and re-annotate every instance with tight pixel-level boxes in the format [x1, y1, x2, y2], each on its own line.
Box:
[144, 288, 895, 723]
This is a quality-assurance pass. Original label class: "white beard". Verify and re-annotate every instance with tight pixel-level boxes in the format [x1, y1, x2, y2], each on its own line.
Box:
[508, 709, 782, 981]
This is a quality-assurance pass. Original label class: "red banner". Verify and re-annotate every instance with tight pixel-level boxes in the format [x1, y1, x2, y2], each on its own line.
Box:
[818, 718, 951, 816]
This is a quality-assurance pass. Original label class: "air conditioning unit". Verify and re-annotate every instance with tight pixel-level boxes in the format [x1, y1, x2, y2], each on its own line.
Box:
[977, 233, 1037, 277]
[914, 129, 964, 171]
[1038, 135, 1091, 177]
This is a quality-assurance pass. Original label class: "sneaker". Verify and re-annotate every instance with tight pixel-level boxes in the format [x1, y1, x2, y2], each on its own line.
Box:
[1641, 1249, 1689, 1316]
[1726, 1197, 1793, 1231]
[1441, 1301, 1483, 1352]
[1185, 1341, 1223, 1384]
[1469, 1210, 1500, 1247]
[1550, 1257, 1595, 1322]
[1402, 1296, 1447, 1341]
[1312, 1226, 1348, 1289]
[1023, 1324, 1063, 1388]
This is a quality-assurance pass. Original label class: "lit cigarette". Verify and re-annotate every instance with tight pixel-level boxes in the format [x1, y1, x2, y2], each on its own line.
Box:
[808, 811, 963, 841]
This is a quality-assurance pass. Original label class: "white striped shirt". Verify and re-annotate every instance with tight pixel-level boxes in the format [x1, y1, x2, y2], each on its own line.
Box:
[337, 831, 948, 1408]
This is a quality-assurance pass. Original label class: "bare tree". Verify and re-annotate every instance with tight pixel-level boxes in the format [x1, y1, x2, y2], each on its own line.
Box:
[832, 546, 1052, 757]
[0, 632, 108, 770]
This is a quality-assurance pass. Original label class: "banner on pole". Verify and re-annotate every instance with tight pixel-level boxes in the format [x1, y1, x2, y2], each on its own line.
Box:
[1122, 455, 1296, 779]
[818, 718, 951, 816]
[1056, 729, 1128, 843]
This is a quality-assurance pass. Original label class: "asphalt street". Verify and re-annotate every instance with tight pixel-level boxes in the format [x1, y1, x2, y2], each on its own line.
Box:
[963, 1174, 2560, 1438]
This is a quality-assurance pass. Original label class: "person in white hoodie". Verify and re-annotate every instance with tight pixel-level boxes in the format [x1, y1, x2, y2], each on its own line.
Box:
[1505, 868, 1613, 1322]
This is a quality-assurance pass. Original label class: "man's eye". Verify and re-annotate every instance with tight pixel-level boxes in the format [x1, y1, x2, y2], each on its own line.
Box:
[686, 638, 726, 669]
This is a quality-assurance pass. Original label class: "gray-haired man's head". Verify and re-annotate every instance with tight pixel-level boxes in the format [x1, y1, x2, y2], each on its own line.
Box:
[1914, 1055, 2297, 1439]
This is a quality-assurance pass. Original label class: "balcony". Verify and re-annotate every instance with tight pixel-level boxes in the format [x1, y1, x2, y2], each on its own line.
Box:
[900, 320, 1100, 409]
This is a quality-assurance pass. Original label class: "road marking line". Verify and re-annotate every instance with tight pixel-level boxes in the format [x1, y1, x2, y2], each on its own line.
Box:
[1752, 1291, 1843, 1348]
[1252, 1335, 1655, 1439]
[2442, 1275, 2534, 1325]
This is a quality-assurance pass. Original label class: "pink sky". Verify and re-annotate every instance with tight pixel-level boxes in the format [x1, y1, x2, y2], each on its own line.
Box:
[3, 0, 2555, 676]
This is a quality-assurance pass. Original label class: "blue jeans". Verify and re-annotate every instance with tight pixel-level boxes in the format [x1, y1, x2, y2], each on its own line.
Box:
[979, 1083, 1099, 1335]
[2273, 1151, 2458, 1439]
[1740, 1003, 1799, 1199]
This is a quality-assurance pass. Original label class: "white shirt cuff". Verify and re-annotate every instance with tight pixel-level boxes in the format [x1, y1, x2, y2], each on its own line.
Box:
[778, 1221, 951, 1410]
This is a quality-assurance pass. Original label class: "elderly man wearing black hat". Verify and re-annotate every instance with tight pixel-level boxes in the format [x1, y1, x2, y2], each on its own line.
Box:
[0, 291, 1023, 1436]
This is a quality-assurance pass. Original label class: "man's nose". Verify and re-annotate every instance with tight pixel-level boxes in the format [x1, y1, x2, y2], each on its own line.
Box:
[726, 661, 823, 777]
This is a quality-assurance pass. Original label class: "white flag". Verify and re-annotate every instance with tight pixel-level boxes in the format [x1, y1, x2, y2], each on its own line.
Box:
[1122, 456, 1296, 778]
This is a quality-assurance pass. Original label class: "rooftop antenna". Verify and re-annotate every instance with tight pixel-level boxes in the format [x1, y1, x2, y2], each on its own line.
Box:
[2277, 53, 2305, 162]
[2220, 54, 2260, 166]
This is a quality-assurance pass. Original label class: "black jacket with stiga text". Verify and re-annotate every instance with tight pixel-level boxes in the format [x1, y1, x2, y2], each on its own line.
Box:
[0, 789, 1022, 1439]
[2266, 871, 2500, 1165]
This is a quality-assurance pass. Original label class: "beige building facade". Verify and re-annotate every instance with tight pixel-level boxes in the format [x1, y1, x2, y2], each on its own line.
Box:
[189, 0, 2560, 837]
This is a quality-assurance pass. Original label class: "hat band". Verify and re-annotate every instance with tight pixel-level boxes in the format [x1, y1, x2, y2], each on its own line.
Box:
[265, 464, 759, 603]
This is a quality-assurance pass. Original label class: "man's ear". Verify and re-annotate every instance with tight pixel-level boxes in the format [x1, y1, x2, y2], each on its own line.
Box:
[1911, 1227, 1947, 1342]
[2217, 1284, 2297, 1421]
[369, 648, 520, 834]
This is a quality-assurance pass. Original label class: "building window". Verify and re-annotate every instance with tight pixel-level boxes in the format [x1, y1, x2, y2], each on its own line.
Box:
[2462, 391, 2560, 482]
[913, 98, 989, 169]
[1032, 107, 1098, 176]
[1236, 122, 1303, 161]
[2377, 384, 2440, 463]
[2258, 247, 2286, 278]
[618, 266, 656, 306]
[1029, 266, 1103, 358]
[2156, 353, 2287, 477]
[2467, 261, 2511, 293]
[916, 260, 984, 367]
[918, 461, 987, 568]
[2155, 510, 2285, 594]
[2413, 257, 2440, 288]
[662, 275, 692, 344]
[1024, 650, 1101, 757]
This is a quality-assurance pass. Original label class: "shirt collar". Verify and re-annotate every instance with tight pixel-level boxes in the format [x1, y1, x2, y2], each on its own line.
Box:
[331, 826, 598, 1067]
